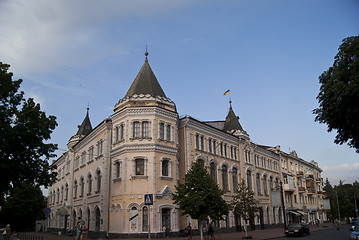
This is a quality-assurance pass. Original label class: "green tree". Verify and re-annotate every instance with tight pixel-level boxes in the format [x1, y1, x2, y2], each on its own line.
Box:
[172, 162, 229, 240]
[0, 182, 47, 231]
[313, 35, 359, 152]
[231, 179, 259, 236]
[0, 62, 58, 205]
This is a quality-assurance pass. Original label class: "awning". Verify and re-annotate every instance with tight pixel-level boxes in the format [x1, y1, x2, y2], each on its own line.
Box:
[296, 210, 306, 215]
[289, 211, 301, 216]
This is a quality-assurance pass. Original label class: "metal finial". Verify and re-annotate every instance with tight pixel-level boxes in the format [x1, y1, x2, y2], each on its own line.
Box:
[145, 45, 148, 62]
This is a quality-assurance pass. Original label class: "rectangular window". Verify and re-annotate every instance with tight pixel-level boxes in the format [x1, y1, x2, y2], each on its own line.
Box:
[115, 162, 121, 179]
[75, 156, 79, 169]
[220, 143, 223, 156]
[115, 126, 119, 142]
[195, 134, 199, 149]
[224, 144, 227, 157]
[166, 125, 171, 141]
[97, 140, 103, 157]
[133, 121, 140, 138]
[162, 160, 169, 176]
[208, 139, 212, 153]
[142, 121, 149, 138]
[136, 159, 145, 175]
[159, 122, 164, 139]
[213, 140, 216, 155]
[88, 146, 94, 162]
[120, 124, 124, 140]
[81, 152, 86, 166]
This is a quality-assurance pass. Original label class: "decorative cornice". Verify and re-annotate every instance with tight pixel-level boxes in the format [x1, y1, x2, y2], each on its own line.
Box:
[111, 144, 178, 157]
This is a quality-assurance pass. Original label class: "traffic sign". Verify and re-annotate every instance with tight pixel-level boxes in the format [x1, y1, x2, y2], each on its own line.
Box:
[43, 207, 51, 215]
[144, 194, 153, 205]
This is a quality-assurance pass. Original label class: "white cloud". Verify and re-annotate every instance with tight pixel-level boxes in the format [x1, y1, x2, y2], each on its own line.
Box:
[322, 163, 359, 172]
[321, 163, 359, 185]
[0, 0, 194, 75]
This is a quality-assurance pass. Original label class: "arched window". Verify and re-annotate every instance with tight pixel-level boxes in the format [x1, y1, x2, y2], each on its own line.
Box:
[232, 167, 238, 192]
[210, 162, 217, 183]
[80, 177, 85, 197]
[246, 170, 252, 191]
[74, 180, 78, 198]
[263, 175, 268, 195]
[96, 170, 102, 192]
[197, 159, 204, 168]
[61, 185, 64, 201]
[88, 173, 92, 194]
[269, 176, 273, 190]
[95, 207, 101, 231]
[275, 177, 279, 189]
[142, 206, 148, 231]
[222, 165, 228, 191]
[256, 173, 261, 195]
[65, 183, 69, 200]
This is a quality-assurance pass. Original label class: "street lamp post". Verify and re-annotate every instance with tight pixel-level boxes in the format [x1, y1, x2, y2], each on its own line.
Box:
[355, 191, 359, 218]
[280, 181, 287, 229]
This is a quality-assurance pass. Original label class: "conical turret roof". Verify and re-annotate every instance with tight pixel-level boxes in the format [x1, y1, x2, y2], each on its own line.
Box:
[223, 101, 244, 132]
[76, 108, 92, 136]
[125, 52, 166, 98]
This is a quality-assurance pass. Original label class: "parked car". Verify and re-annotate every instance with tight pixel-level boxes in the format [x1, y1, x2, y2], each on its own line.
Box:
[285, 223, 310, 237]
[350, 223, 359, 239]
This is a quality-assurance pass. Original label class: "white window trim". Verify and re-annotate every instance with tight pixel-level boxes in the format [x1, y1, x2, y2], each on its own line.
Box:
[160, 158, 173, 180]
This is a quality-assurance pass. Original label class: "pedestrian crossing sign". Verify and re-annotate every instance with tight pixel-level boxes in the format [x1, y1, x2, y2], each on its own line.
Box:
[144, 194, 153, 205]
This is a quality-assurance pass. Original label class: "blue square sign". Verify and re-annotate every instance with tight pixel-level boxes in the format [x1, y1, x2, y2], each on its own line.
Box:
[144, 194, 153, 205]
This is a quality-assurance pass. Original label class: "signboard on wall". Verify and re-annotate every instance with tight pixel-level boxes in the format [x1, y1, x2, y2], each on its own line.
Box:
[271, 191, 281, 207]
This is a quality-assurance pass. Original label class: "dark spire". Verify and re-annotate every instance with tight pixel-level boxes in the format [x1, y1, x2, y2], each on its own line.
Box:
[125, 51, 167, 98]
[76, 107, 92, 136]
[223, 100, 244, 132]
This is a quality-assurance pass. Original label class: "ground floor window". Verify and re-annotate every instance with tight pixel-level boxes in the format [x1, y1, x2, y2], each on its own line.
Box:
[162, 208, 171, 231]
[142, 206, 148, 232]
[95, 207, 101, 231]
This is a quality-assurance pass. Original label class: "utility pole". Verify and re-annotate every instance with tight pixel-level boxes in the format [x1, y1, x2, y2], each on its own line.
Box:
[355, 191, 359, 218]
[335, 190, 341, 220]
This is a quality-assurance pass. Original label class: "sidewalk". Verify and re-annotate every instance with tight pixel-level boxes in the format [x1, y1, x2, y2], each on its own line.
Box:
[16, 224, 337, 240]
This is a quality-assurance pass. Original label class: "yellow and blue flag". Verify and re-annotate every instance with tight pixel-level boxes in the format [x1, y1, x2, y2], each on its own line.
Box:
[223, 89, 230, 95]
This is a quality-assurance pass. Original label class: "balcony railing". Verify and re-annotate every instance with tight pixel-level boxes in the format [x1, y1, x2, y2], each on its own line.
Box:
[297, 171, 303, 177]
[283, 183, 295, 192]
[317, 190, 324, 195]
[307, 188, 316, 194]
[305, 174, 314, 180]
[298, 187, 306, 193]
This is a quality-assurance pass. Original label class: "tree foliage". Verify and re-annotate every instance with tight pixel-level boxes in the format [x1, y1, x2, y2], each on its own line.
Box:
[231, 179, 259, 220]
[324, 179, 359, 221]
[172, 161, 229, 223]
[0, 182, 47, 231]
[313, 35, 359, 152]
[0, 62, 58, 204]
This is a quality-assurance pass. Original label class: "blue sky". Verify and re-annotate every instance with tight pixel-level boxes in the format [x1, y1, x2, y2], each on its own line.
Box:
[0, 0, 358, 186]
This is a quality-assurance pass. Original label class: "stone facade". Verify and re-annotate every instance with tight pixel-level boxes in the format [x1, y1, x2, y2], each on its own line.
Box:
[47, 53, 327, 236]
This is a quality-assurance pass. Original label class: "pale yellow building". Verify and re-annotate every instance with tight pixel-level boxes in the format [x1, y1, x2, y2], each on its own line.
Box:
[47, 52, 327, 237]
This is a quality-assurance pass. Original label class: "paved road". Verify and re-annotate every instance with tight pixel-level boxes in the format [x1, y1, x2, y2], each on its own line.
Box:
[3, 223, 347, 240]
